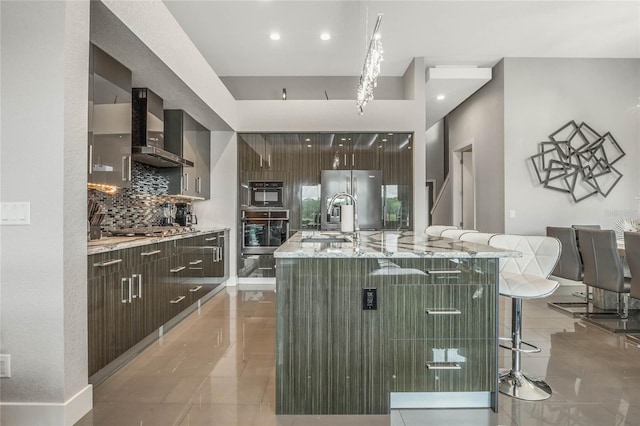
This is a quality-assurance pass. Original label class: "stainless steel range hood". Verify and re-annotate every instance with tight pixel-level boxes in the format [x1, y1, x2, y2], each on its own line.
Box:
[131, 87, 192, 168]
[132, 146, 194, 167]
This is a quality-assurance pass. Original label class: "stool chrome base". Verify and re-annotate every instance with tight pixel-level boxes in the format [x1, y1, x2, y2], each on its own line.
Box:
[499, 370, 552, 401]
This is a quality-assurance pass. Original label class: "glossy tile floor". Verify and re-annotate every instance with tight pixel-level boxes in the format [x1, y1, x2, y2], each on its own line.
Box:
[76, 285, 640, 426]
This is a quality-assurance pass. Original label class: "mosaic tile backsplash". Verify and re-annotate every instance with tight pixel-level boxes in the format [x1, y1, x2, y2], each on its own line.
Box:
[89, 162, 190, 230]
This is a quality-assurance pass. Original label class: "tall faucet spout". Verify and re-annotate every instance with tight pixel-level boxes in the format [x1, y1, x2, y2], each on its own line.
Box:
[328, 192, 360, 242]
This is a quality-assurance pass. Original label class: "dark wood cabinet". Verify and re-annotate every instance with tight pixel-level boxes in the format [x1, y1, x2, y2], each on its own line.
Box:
[88, 44, 132, 188]
[88, 232, 227, 379]
[162, 110, 211, 199]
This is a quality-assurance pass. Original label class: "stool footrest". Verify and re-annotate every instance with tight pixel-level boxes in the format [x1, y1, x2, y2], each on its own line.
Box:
[499, 339, 541, 354]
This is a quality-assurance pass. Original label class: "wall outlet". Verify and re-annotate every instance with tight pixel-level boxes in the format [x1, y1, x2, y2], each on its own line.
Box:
[0, 354, 11, 378]
[363, 288, 377, 310]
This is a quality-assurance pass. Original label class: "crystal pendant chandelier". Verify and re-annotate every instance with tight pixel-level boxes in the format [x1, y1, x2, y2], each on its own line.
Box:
[356, 13, 383, 115]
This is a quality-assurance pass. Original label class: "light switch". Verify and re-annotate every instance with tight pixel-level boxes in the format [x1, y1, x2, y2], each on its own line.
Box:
[509, 210, 516, 219]
[0, 202, 31, 225]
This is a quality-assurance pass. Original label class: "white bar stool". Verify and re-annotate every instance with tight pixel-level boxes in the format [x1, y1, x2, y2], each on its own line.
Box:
[489, 234, 561, 401]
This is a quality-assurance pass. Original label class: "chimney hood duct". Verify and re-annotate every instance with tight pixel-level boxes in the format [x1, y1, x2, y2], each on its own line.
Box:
[131, 88, 194, 168]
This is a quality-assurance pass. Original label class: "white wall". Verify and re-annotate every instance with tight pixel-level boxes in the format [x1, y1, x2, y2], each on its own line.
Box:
[426, 120, 445, 194]
[193, 131, 238, 285]
[447, 61, 506, 233]
[0, 1, 92, 424]
[100, 0, 237, 130]
[503, 58, 640, 234]
[236, 100, 419, 132]
[220, 76, 404, 101]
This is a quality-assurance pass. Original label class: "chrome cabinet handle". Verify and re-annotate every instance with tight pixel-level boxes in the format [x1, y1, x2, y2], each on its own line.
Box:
[205, 237, 217, 241]
[128, 155, 132, 181]
[352, 153, 354, 166]
[189, 285, 202, 293]
[426, 270, 462, 275]
[260, 155, 263, 168]
[258, 267, 273, 270]
[426, 362, 461, 370]
[88, 145, 93, 175]
[170, 266, 186, 273]
[135, 274, 142, 299]
[189, 259, 203, 265]
[184, 173, 189, 191]
[121, 278, 128, 303]
[343, 154, 346, 166]
[122, 156, 127, 181]
[196, 177, 201, 193]
[268, 154, 271, 168]
[425, 309, 461, 315]
[128, 277, 133, 303]
[170, 296, 186, 304]
[141, 250, 161, 257]
[94, 259, 122, 267]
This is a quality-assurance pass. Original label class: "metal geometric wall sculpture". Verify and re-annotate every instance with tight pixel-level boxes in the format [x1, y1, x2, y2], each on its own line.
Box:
[529, 120, 625, 203]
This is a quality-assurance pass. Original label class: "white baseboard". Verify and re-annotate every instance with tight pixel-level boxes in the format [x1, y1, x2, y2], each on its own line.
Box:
[0, 384, 92, 426]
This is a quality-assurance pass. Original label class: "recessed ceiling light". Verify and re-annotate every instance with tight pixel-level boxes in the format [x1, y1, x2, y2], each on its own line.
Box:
[270, 33, 281, 41]
[436, 94, 445, 101]
[388, 133, 393, 135]
[338, 143, 343, 147]
[382, 139, 387, 142]
[341, 138, 346, 141]
[305, 138, 311, 142]
[307, 144, 312, 148]
[320, 33, 331, 41]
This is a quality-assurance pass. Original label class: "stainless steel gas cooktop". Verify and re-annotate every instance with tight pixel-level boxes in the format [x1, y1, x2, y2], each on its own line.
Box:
[109, 226, 198, 237]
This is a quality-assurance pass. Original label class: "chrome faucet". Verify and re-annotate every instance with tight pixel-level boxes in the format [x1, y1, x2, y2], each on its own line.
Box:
[328, 192, 359, 242]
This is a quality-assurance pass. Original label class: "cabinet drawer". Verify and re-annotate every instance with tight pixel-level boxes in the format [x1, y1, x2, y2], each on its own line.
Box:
[386, 258, 496, 286]
[385, 284, 495, 339]
[387, 339, 496, 393]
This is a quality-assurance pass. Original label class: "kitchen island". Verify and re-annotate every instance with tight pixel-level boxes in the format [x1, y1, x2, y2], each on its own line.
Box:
[273, 230, 518, 415]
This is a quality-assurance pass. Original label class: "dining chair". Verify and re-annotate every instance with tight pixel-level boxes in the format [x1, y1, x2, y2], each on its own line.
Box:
[546, 226, 588, 317]
[623, 232, 640, 301]
[577, 229, 630, 319]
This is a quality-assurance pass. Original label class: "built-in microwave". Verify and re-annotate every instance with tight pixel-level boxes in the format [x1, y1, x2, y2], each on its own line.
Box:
[249, 181, 284, 207]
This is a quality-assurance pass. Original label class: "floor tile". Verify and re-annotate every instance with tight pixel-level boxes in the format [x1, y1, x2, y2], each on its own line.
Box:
[76, 285, 640, 426]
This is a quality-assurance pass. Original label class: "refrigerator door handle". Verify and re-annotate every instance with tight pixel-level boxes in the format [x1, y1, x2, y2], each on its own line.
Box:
[353, 177, 358, 199]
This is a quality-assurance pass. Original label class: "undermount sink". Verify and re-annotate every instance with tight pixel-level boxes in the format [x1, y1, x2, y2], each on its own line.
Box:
[301, 235, 351, 243]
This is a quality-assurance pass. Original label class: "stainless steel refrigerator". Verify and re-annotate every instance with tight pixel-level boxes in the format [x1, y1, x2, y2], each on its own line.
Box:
[321, 170, 382, 231]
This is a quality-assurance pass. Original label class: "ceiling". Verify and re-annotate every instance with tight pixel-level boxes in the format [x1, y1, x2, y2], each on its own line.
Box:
[162, 1, 638, 128]
[163, 0, 639, 77]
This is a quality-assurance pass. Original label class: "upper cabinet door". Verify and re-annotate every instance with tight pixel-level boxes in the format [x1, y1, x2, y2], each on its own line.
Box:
[351, 134, 382, 170]
[88, 44, 132, 188]
[163, 110, 211, 199]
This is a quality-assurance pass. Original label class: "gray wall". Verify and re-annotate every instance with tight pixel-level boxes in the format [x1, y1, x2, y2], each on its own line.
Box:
[221, 76, 404, 100]
[503, 58, 640, 234]
[1, 0, 91, 422]
[447, 61, 506, 233]
[426, 120, 445, 196]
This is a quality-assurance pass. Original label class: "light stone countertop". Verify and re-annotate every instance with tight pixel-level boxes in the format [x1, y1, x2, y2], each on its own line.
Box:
[274, 230, 520, 259]
[87, 227, 229, 255]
